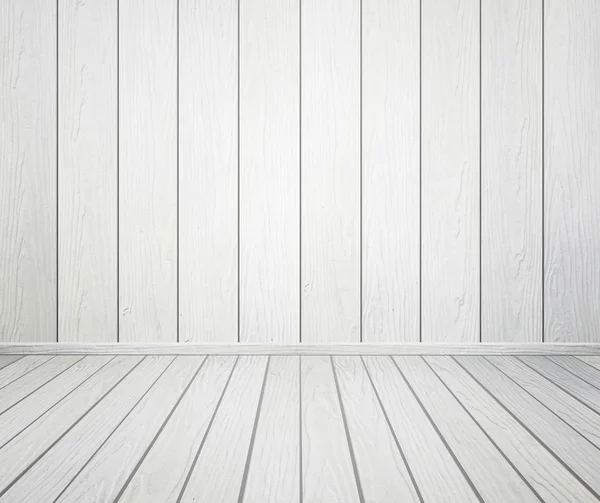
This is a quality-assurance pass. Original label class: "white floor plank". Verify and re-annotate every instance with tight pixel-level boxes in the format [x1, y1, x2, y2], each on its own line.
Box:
[518, 356, 600, 415]
[0, 356, 55, 389]
[362, 356, 481, 502]
[455, 356, 600, 498]
[550, 356, 600, 388]
[333, 356, 420, 502]
[577, 356, 600, 372]
[426, 356, 596, 502]
[55, 356, 204, 502]
[301, 356, 361, 503]
[117, 356, 237, 503]
[178, 356, 268, 503]
[394, 356, 539, 501]
[0, 356, 21, 371]
[0, 356, 174, 502]
[488, 356, 600, 447]
[0, 356, 83, 414]
[0, 356, 143, 494]
[241, 356, 300, 503]
[0, 356, 113, 447]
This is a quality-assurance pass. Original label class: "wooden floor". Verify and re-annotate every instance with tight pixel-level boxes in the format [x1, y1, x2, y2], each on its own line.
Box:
[1, 354, 600, 502]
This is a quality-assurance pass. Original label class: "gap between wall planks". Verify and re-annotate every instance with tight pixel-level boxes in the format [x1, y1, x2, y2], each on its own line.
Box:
[0, 344, 599, 356]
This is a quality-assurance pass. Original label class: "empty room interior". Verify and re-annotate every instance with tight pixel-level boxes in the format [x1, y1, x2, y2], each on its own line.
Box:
[1, 0, 600, 501]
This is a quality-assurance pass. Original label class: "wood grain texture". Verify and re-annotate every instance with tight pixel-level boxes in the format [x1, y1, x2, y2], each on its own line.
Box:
[421, 0, 480, 342]
[456, 355, 600, 496]
[179, 0, 238, 343]
[488, 356, 600, 446]
[518, 355, 600, 415]
[362, 0, 420, 343]
[426, 355, 597, 502]
[0, 355, 112, 448]
[301, 356, 360, 502]
[362, 356, 479, 501]
[0, 356, 173, 502]
[58, 0, 117, 343]
[481, 0, 542, 342]
[545, 0, 600, 342]
[117, 356, 236, 503]
[2, 343, 600, 355]
[0, 0, 57, 342]
[0, 356, 21, 371]
[242, 356, 300, 502]
[394, 356, 538, 501]
[0, 355, 53, 386]
[0, 355, 82, 414]
[333, 356, 420, 502]
[0, 356, 143, 494]
[301, 0, 360, 343]
[179, 356, 267, 502]
[119, 0, 177, 342]
[239, 0, 300, 343]
[555, 356, 600, 387]
[577, 356, 600, 372]
[56, 356, 203, 503]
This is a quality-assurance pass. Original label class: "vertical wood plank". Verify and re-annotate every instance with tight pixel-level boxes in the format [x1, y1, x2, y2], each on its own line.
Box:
[545, 0, 600, 342]
[119, 0, 177, 342]
[179, 0, 238, 343]
[239, 0, 300, 343]
[301, 356, 361, 502]
[0, 0, 57, 342]
[362, 0, 420, 342]
[58, 0, 117, 343]
[421, 0, 480, 342]
[481, 0, 542, 342]
[301, 0, 360, 343]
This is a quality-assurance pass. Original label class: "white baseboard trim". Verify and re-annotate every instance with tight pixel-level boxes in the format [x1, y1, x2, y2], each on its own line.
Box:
[0, 343, 599, 356]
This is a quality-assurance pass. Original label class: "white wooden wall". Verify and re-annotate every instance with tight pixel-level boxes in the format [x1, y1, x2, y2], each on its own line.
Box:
[0, 0, 598, 344]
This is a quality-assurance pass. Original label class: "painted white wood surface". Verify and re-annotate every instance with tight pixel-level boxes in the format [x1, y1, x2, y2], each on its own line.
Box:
[426, 356, 597, 502]
[481, 0, 542, 342]
[577, 356, 600, 372]
[242, 356, 300, 502]
[179, 0, 238, 343]
[333, 357, 420, 501]
[0, 356, 82, 414]
[0, 355, 54, 387]
[0, 356, 173, 502]
[363, 356, 480, 501]
[488, 356, 600, 446]
[421, 0, 480, 342]
[551, 355, 600, 388]
[0, 355, 112, 447]
[518, 356, 600, 414]
[0, 0, 57, 342]
[301, 0, 360, 343]
[57, 356, 203, 503]
[456, 355, 600, 496]
[58, 0, 117, 343]
[362, 0, 420, 343]
[178, 356, 267, 502]
[545, 0, 600, 342]
[395, 356, 538, 501]
[0, 356, 143, 494]
[301, 356, 360, 502]
[0, 356, 21, 371]
[544, 0, 600, 342]
[119, 0, 177, 342]
[118, 356, 236, 503]
[240, 0, 300, 343]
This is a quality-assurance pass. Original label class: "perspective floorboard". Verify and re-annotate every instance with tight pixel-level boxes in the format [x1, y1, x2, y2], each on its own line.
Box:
[0, 354, 599, 502]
